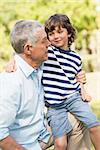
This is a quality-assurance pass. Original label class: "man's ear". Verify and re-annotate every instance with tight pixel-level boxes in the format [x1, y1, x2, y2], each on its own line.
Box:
[24, 44, 31, 55]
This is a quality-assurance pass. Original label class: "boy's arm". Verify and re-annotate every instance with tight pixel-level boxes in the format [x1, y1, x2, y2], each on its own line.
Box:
[76, 71, 86, 84]
[80, 82, 92, 102]
[76, 55, 92, 102]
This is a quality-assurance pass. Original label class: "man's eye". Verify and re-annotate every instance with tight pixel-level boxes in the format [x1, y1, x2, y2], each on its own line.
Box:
[42, 39, 48, 44]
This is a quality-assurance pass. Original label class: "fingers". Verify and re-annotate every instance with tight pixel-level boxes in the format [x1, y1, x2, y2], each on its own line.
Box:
[81, 93, 92, 102]
[5, 64, 16, 72]
[84, 95, 92, 102]
[39, 141, 47, 150]
[4, 58, 16, 72]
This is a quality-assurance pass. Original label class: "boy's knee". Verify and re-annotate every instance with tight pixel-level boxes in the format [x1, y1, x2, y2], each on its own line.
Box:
[54, 138, 67, 150]
[89, 125, 100, 133]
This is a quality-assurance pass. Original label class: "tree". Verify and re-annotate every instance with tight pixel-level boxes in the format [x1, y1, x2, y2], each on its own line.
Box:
[0, 0, 97, 71]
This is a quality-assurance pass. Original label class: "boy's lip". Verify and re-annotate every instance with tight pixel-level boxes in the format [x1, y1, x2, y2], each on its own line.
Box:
[53, 40, 61, 43]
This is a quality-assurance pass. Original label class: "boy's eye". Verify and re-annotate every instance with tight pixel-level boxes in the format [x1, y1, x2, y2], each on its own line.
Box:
[48, 33, 53, 36]
[58, 30, 63, 33]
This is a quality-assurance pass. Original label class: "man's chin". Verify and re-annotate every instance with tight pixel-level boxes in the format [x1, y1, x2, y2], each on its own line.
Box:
[43, 56, 48, 62]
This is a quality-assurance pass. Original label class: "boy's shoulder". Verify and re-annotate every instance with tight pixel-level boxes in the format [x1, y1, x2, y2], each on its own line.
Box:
[48, 45, 57, 50]
[71, 49, 79, 54]
[70, 49, 81, 60]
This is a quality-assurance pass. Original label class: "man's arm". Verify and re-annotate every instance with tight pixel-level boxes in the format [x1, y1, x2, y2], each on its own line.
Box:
[0, 74, 24, 150]
[0, 136, 26, 150]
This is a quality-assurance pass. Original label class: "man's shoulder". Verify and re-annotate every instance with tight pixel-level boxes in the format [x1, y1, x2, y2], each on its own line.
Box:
[0, 70, 19, 78]
[0, 71, 22, 100]
[0, 70, 22, 86]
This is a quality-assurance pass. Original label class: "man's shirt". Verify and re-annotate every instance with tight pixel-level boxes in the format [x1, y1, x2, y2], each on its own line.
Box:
[0, 55, 50, 150]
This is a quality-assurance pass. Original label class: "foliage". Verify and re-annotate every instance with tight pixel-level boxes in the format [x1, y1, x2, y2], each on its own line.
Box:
[0, 0, 97, 71]
[90, 100, 100, 121]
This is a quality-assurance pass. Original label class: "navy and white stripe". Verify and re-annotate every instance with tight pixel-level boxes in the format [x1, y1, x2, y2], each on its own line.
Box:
[42, 45, 82, 106]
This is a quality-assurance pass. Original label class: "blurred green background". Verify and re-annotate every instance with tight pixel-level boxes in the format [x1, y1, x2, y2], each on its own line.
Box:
[0, 0, 100, 149]
[0, 0, 100, 72]
[0, 0, 100, 71]
[1, 0, 100, 109]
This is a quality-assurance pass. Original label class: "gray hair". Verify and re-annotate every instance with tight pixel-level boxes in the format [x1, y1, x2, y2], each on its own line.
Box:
[10, 20, 43, 54]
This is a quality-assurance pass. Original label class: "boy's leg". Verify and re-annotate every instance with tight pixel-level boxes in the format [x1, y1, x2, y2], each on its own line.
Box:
[89, 125, 100, 150]
[45, 113, 91, 150]
[67, 92, 100, 150]
[46, 107, 72, 150]
[54, 135, 67, 150]
[67, 113, 91, 150]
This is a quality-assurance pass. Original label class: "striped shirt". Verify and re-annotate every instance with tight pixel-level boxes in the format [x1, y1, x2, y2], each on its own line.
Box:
[42, 45, 82, 106]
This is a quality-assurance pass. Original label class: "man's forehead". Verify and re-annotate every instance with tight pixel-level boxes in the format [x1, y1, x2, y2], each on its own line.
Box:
[36, 28, 47, 40]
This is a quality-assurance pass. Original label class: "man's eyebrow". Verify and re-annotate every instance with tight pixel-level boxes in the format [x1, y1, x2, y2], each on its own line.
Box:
[42, 36, 48, 40]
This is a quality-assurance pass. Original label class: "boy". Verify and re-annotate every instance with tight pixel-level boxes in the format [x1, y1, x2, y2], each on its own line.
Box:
[43, 14, 100, 150]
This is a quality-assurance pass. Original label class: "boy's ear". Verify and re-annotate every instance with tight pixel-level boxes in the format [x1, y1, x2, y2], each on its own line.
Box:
[68, 34, 71, 37]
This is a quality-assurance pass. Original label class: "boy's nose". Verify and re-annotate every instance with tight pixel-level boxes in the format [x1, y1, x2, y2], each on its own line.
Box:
[54, 33, 59, 39]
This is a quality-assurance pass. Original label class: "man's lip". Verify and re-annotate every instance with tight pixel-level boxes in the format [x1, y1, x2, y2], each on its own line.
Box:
[45, 51, 48, 54]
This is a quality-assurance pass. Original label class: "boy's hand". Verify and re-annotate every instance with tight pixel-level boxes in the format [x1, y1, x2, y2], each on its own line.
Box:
[76, 71, 86, 84]
[81, 90, 92, 102]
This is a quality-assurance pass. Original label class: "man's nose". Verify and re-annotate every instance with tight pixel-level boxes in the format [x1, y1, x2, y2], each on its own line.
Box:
[46, 40, 51, 48]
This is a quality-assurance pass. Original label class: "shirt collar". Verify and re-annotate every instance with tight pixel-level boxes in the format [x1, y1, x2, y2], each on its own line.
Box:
[51, 45, 71, 53]
[15, 54, 43, 78]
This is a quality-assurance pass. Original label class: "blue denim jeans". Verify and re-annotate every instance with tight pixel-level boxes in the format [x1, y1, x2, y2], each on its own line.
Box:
[47, 92, 100, 139]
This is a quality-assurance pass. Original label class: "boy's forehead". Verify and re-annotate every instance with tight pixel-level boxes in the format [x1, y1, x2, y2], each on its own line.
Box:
[50, 26, 64, 32]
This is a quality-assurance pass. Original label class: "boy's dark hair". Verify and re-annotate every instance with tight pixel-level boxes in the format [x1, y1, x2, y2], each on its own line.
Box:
[45, 13, 76, 47]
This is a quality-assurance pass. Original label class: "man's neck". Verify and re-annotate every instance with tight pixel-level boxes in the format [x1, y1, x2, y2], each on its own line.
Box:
[19, 54, 40, 69]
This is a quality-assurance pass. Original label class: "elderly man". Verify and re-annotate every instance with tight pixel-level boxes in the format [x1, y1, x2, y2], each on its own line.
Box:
[0, 20, 91, 150]
[0, 20, 51, 150]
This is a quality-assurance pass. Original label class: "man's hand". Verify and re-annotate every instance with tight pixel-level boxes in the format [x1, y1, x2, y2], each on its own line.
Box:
[76, 71, 86, 84]
[0, 136, 26, 150]
[5, 57, 16, 72]
[39, 134, 54, 150]
[39, 141, 47, 150]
